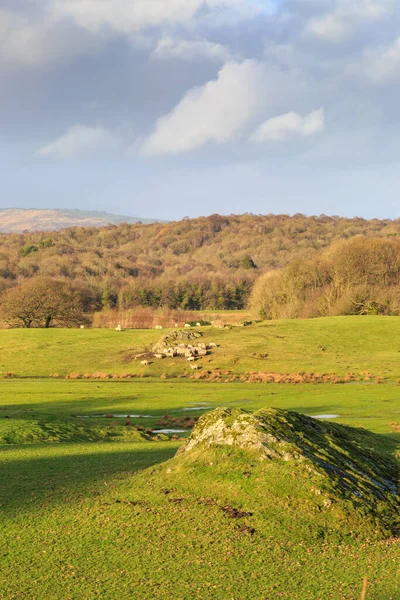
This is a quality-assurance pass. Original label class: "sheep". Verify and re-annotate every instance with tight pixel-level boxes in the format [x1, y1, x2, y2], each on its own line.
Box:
[197, 349, 208, 357]
[115, 324, 122, 332]
[196, 322, 201, 327]
[80, 325, 85, 329]
[184, 323, 191, 328]
[209, 342, 217, 348]
[155, 325, 163, 330]
[198, 343, 206, 349]
[187, 356, 196, 362]
[154, 354, 164, 360]
[140, 360, 149, 366]
[190, 364, 199, 370]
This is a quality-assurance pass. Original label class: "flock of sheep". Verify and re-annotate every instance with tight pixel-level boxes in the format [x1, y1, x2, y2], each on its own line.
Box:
[114, 324, 217, 369]
[141, 341, 217, 368]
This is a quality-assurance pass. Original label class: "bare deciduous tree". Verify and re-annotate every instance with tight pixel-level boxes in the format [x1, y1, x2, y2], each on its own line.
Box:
[0, 277, 89, 328]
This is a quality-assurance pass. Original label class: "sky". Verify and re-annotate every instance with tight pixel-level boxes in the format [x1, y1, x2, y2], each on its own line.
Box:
[1, 0, 400, 221]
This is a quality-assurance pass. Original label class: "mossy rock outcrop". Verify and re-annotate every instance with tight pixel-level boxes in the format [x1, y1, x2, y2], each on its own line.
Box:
[177, 407, 399, 535]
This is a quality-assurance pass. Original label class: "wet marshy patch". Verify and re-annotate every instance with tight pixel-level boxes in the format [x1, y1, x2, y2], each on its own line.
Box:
[156, 414, 200, 430]
[77, 414, 153, 419]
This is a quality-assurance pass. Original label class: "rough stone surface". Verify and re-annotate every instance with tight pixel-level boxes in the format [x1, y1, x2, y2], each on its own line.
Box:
[152, 330, 202, 354]
[178, 408, 285, 459]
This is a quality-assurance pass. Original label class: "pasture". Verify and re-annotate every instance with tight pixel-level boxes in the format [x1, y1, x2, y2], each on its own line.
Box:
[0, 317, 399, 599]
[1, 315, 400, 378]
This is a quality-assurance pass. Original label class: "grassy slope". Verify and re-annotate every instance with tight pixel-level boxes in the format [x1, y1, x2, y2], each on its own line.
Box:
[1, 317, 400, 599]
[1, 316, 400, 377]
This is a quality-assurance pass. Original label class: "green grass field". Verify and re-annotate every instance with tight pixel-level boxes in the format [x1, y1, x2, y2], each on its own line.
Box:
[1, 316, 400, 378]
[1, 317, 400, 599]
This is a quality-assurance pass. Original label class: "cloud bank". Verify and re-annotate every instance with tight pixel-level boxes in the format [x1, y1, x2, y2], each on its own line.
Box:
[2, 0, 400, 218]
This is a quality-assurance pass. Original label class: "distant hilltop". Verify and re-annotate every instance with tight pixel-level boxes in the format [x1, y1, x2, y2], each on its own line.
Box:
[0, 209, 164, 233]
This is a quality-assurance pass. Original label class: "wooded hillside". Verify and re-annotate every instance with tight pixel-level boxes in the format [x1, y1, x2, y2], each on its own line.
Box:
[251, 236, 400, 319]
[1, 213, 400, 313]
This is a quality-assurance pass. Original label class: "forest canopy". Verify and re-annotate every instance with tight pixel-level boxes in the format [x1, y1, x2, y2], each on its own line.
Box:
[1, 213, 400, 320]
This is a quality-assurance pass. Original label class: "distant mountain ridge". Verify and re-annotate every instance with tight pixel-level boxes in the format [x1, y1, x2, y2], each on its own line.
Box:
[0, 209, 162, 233]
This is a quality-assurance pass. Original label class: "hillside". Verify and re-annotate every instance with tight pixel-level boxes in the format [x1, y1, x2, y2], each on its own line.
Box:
[1, 213, 400, 311]
[0, 208, 160, 233]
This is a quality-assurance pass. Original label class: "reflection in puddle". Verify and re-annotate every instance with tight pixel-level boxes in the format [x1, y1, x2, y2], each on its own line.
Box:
[153, 429, 186, 434]
[79, 414, 152, 419]
[182, 407, 212, 412]
[311, 414, 339, 420]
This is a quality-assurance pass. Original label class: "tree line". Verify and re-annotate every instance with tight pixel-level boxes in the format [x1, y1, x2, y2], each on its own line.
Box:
[250, 236, 400, 319]
[2, 213, 400, 326]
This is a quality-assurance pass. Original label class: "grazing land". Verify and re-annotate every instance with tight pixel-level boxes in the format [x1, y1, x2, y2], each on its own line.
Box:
[1, 315, 400, 378]
[1, 317, 400, 599]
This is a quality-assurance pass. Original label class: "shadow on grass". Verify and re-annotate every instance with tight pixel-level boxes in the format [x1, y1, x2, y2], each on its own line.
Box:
[0, 442, 177, 514]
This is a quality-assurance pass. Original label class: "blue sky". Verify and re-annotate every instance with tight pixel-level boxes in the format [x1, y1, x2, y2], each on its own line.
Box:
[1, 0, 400, 220]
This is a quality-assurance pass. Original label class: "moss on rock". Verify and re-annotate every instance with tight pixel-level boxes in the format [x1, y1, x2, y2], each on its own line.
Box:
[177, 407, 400, 534]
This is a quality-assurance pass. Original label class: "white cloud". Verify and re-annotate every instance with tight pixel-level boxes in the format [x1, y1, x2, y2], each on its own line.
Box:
[152, 37, 232, 62]
[50, 0, 252, 34]
[250, 109, 324, 142]
[304, 0, 392, 42]
[348, 38, 400, 84]
[142, 60, 266, 155]
[37, 125, 120, 159]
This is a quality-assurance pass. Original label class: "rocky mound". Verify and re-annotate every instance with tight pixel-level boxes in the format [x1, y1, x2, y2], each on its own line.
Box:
[177, 407, 400, 534]
[152, 330, 203, 354]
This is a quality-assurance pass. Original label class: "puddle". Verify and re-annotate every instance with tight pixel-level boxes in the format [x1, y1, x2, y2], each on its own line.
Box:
[310, 414, 339, 420]
[153, 429, 187, 434]
[79, 414, 152, 419]
[109, 414, 152, 419]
